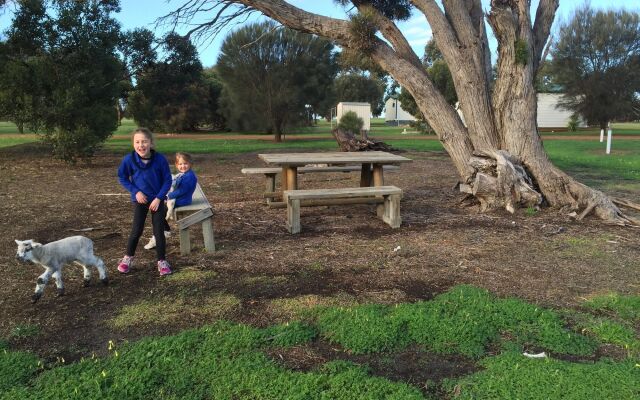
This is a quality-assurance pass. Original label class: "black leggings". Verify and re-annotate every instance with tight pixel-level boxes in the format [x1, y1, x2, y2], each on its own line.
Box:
[126, 202, 170, 260]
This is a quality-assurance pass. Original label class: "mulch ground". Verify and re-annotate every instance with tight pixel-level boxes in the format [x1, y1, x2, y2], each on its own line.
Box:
[1, 143, 638, 383]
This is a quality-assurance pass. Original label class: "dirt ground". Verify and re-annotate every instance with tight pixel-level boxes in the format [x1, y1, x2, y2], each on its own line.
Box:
[1, 143, 638, 387]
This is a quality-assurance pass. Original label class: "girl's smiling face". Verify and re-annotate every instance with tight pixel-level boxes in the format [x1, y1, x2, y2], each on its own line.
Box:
[175, 158, 191, 173]
[133, 133, 152, 158]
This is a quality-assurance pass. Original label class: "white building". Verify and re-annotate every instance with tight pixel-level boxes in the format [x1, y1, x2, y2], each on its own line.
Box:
[384, 98, 416, 125]
[457, 93, 586, 129]
[536, 93, 586, 129]
[335, 102, 371, 131]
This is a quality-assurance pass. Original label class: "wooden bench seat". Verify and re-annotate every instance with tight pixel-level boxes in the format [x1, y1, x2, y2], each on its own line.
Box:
[283, 186, 402, 234]
[173, 183, 215, 255]
[241, 165, 399, 204]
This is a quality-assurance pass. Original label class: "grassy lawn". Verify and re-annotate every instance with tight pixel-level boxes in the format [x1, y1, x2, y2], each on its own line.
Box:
[1, 285, 638, 399]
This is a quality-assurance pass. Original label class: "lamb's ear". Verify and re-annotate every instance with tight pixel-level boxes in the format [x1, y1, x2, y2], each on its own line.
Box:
[32, 241, 42, 248]
[15, 239, 21, 245]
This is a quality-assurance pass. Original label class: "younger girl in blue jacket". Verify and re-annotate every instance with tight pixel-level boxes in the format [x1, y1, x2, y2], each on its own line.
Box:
[117, 128, 173, 276]
[143, 152, 198, 250]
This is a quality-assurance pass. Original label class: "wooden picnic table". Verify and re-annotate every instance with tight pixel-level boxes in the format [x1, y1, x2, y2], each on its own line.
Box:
[257, 151, 412, 193]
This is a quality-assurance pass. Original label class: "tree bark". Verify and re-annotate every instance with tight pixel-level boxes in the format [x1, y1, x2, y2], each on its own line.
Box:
[174, 0, 637, 225]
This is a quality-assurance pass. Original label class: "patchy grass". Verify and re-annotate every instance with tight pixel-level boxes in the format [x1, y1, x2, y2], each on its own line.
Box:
[108, 294, 241, 329]
[2, 285, 638, 399]
[445, 351, 639, 399]
[313, 285, 597, 357]
[268, 293, 360, 321]
[9, 324, 40, 339]
[583, 293, 640, 321]
[0, 321, 423, 400]
[164, 267, 217, 284]
[242, 274, 289, 286]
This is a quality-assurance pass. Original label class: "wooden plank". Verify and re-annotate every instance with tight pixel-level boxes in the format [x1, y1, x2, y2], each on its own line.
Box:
[284, 186, 402, 201]
[242, 165, 400, 175]
[287, 198, 301, 234]
[202, 218, 215, 252]
[179, 228, 191, 255]
[286, 166, 297, 190]
[177, 207, 213, 230]
[258, 151, 412, 166]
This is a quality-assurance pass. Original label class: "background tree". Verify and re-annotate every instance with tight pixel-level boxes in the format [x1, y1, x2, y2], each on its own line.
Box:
[217, 21, 336, 142]
[165, 0, 637, 225]
[331, 72, 386, 116]
[127, 32, 210, 132]
[550, 5, 640, 129]
[0, 0, 124, 162]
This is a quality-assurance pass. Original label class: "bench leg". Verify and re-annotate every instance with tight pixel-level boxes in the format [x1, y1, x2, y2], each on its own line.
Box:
[264, 173, 276, 204]
[202, 217, 215, 253]
[360, 163, 372, 187]
[287, 198, 301, 234]
[382, 194, 402, 228]
[179, 228, 191, 255]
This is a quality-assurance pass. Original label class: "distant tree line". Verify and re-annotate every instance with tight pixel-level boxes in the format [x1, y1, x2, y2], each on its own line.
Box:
[0, 2, 387, 159]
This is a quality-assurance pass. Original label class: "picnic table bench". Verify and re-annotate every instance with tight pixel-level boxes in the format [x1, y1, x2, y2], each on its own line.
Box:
[172, 183, 215, 255]
[241, 164, 399, 205]
[284, 186, 402, 234]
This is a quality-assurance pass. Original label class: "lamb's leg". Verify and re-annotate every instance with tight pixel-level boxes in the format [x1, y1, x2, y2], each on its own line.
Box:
[33, 268, 53, 303]
[75, 261, 92, 286]
[52, 270, 64, 297]
[90, 256, 109, 285]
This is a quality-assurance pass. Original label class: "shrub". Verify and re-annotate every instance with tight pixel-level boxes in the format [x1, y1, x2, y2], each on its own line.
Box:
[567, 114, 580, 131]
[338, 111, 364, 134]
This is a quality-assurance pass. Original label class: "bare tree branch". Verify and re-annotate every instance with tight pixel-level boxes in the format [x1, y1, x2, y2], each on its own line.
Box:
[532, 0, 559, 74]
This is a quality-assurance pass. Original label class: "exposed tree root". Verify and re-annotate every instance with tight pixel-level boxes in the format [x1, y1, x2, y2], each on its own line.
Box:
[331, 128, 398, 152]
[612, 197, 640, 212]
[460, 150, 639, 227]
[463, 150, 541, 212]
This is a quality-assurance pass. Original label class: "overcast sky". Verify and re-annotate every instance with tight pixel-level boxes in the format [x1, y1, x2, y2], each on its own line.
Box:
[1, 0, 636, 67]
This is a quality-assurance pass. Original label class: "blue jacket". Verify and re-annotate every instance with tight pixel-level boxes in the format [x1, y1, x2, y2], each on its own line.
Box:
[168, 169, 198, 207]
[118, 150, 172, 203]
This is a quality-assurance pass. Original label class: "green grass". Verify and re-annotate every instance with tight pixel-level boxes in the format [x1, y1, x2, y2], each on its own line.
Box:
[312, 285, 598, 357]
[583, 293, 640, 321]
[445, 351, 639, 399]
[544, 139, 640, 182]
[0, 321, 423, 400]
[2, 285, 638, 399]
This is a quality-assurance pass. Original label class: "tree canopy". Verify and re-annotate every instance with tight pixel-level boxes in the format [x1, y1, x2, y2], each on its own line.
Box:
[127, 32, 213, 132]
[550, 5, 640, 128]
[216, 21, 337, 141]
[0, 0, 124, 162]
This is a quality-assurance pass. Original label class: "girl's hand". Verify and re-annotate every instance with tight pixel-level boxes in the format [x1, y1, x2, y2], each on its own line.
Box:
[135, 191, 147, 204]
[149, 198, 161, 212]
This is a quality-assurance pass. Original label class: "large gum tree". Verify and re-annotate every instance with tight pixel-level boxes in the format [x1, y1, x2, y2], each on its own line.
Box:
[166, 0, 637, 225]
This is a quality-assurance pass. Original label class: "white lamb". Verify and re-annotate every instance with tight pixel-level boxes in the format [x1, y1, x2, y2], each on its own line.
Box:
[15, 236, 108, 303]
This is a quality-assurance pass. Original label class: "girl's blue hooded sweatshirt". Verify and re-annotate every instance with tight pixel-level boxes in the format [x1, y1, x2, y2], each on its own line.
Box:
[167, 170, 198, 207]
[118, 150, 172, 203]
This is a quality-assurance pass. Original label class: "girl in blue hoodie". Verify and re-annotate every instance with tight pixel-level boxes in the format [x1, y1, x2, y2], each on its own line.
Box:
[144, 152, 198, 250]
[117, 128, 173, 276]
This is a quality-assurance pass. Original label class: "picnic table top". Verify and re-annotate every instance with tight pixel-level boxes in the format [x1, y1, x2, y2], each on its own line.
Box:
[258, 151, 412, 166]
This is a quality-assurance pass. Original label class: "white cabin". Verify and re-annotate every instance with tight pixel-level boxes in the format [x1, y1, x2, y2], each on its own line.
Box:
[457, 93, 586, 129]
[336, 102, 371, 131]
[384, 98, 416, 125]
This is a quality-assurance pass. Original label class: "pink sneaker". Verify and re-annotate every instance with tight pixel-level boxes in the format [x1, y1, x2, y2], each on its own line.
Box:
[117, 255, 133, 273]
[157, 260, 172, 276]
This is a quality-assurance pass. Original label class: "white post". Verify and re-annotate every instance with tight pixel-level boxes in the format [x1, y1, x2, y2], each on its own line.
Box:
[600, 128, 604, 142]
[606, 123, 612, 154]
